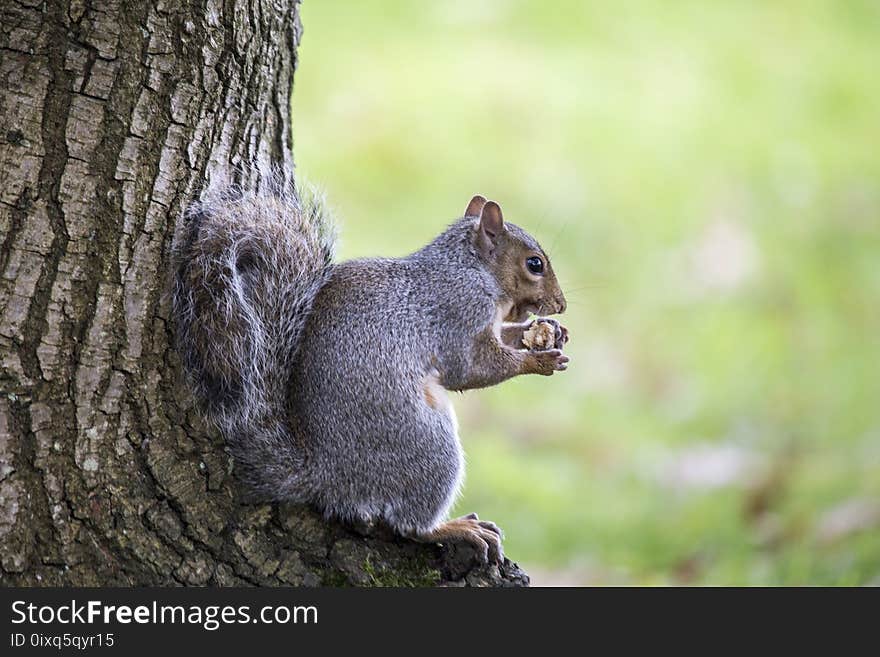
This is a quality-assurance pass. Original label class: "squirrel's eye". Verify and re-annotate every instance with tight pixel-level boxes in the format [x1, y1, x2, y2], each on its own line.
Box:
[526, 256, 544, 275]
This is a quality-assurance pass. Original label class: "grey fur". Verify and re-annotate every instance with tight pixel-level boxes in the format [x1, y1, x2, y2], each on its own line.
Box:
[287, 218, 502, 533]
[171, 181, 566, 540]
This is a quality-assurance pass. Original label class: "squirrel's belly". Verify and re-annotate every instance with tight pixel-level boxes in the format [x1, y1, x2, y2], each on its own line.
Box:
[422, 370, 458, 435]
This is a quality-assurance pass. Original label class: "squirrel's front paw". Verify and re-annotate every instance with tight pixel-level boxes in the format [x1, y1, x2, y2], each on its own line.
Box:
[523, 318, 569, 351]
[536, 317, 569, 349]
[528, 348, 570, 376]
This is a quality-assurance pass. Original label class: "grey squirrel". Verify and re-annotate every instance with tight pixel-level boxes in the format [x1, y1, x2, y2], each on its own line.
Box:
[170, 179, 569, 563]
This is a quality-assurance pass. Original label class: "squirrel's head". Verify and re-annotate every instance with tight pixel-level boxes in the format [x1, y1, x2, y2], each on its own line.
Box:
[465, 194, 567, 323]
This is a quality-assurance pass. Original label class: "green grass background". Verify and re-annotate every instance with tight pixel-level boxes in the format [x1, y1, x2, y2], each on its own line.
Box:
[292, 0, 880, 584]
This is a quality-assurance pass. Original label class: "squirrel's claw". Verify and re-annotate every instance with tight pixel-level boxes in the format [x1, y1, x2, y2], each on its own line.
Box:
[469, 523, 504, 564]
[482, 528, 504, 564]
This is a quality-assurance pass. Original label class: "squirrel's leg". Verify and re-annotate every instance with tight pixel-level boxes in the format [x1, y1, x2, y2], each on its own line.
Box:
[501, 318, 569, 349]
[414, 513, 504, 564]
[445, 328, 568, 391]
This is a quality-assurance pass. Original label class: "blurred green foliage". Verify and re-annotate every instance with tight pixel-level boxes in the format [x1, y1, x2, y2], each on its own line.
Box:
[292, 0, 880, 584]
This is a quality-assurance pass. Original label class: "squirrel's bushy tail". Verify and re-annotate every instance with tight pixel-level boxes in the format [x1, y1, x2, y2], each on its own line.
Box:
[170, 177, 335, 498]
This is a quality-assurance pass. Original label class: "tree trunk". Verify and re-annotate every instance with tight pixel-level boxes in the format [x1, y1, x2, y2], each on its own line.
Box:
[0, 0, 528, 587]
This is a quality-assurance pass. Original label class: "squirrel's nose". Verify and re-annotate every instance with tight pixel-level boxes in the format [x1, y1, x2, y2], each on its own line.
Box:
[556, 295, 567, 314]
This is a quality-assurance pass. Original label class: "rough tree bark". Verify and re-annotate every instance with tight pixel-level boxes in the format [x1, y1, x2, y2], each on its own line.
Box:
[0, 0, 528, 587]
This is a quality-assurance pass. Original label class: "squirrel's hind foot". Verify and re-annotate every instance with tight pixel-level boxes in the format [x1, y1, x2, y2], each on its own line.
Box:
[416, 513, 504, 564]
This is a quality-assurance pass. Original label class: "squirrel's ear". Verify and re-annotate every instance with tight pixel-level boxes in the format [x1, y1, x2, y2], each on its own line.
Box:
[464, 194, 487, 217]
[477, 200, 504, 254]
